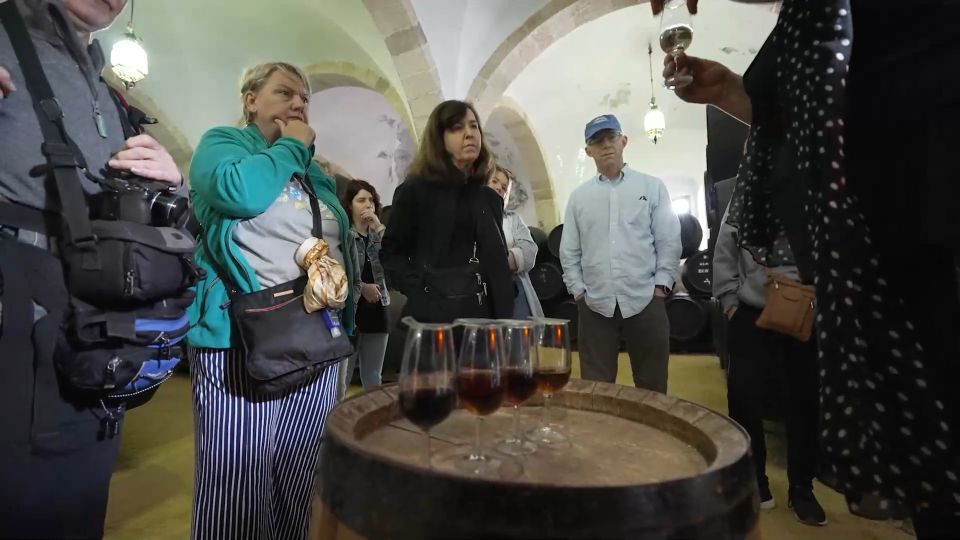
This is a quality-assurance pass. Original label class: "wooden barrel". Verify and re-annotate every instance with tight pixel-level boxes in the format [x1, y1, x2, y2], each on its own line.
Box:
[547, 224, 564, 259]
[679, 213, 705, 259]
[529, 261, 565, 301]
[315, 381, 758, 539]
[666, 294, 712, 342]
[528, 226, 548, 251]
[681, 250, 714, 297]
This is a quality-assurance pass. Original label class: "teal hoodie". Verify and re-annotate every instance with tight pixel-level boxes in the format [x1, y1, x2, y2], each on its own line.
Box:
[186, 123, 355, 349]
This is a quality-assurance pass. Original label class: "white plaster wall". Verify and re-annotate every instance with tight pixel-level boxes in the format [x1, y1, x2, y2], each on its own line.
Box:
[310, 87, 416, 205]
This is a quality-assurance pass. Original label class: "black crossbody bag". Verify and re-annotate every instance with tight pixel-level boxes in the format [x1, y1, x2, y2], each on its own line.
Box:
[203, 177, 353, 393]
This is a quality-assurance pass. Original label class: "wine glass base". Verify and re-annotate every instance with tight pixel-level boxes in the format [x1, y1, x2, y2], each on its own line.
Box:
[496, 437, 538, 456]
[664, 74, 693, 90]
[525, 425, 568, 446]
[435, 448, 523, 480]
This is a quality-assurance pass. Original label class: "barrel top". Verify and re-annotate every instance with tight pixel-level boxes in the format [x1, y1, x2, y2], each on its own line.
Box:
[324, 380, 749, 488]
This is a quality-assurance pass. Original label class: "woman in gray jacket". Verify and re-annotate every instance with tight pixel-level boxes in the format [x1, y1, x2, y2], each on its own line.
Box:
[487, 165, 544, 319]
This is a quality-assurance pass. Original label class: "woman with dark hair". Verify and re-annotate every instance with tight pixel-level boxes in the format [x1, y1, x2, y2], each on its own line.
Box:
[380, 100, 513, 324]
[338, 179, 390, 395]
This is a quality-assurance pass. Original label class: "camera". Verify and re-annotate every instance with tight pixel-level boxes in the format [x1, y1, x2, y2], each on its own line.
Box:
[89, 170, 190, 228]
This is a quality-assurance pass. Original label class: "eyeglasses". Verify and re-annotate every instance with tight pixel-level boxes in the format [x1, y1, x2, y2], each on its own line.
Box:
[587, 131, 622, 146]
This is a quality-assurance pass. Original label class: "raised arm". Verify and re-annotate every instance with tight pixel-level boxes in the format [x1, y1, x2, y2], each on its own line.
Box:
[190, 126, 311, 218]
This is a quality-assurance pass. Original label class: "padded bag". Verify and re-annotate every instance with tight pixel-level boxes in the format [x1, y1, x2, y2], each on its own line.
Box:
[204, 177, 353, 394]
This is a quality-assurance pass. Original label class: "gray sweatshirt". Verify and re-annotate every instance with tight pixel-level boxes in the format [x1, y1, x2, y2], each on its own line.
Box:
[712, 205, 800, 311]
[0, 0, 127, 212]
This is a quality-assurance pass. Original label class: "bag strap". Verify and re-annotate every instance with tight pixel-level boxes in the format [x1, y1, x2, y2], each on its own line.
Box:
[0, 2, 100, 263]
[0, 200, 61, 236]
[296, 175, 324, 238]
[199, 233, 240, 299]
[105, 86, 150, 140]
[201, 174, 323, 299]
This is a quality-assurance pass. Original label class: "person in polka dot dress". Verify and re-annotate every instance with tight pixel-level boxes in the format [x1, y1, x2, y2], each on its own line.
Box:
[652, 0, 960, 536]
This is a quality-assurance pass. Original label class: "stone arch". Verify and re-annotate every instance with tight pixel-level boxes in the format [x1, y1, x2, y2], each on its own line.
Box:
[490, 97, 559, 230]
[468, 0, 646, 120]
[303, 61, 416, 139]
[360, 0, 444, 138]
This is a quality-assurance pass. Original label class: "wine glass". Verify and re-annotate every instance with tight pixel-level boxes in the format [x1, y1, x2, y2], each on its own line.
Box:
[659, 0, 694, 90]
[526, 318, 572, 446]
[397, 316, 457, 468]
[449, 318, 512, 478]
[495, 320, 540, 456]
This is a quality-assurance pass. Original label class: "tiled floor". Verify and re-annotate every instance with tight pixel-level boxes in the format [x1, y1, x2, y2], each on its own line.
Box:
[103, 354, 913, 539]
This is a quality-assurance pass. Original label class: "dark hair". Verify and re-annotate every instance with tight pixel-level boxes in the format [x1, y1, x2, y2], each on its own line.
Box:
[406, 100, 492, 185]
[341, 179, 382, 222]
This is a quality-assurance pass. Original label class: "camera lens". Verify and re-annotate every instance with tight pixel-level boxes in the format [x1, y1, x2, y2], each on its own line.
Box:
[150, 192, 190, 228]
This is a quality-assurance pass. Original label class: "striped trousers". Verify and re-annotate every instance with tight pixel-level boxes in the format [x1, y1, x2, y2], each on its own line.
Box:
[190, 348, 340, 540]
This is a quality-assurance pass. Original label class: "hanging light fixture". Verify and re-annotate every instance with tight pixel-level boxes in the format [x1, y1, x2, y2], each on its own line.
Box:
[110, 0, 148, 89]
[643, 42, 665, 144]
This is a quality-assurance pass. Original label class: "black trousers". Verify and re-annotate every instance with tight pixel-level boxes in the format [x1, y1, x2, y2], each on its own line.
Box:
[577, 298, 670, 393]
[726, 304, 819, 491]
[0, 238, 123, 539]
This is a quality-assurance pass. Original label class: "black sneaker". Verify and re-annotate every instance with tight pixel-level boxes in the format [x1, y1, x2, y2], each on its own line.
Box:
[789, 487, 828, 526]
[759, 483, 776, 510]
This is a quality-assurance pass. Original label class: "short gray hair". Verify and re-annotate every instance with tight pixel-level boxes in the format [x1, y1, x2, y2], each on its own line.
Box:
[239, 62, 311, 123]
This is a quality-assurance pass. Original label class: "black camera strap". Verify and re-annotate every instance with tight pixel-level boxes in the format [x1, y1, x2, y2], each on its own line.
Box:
[0, 0, 101, 269]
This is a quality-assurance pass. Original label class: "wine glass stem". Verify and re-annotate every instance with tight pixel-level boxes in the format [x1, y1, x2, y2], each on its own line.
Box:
[542, 393, 552, 428]
[511, 404, 520, 441]
[423, 429, 431, 468]
[473, 417, 483, 459]
[672, 49, 682, 79]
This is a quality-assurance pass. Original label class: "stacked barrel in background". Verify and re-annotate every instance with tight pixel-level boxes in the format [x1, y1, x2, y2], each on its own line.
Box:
[527, 225, 579, 346]
[528, 215, 722, 355]
[665, 215, 712, 353]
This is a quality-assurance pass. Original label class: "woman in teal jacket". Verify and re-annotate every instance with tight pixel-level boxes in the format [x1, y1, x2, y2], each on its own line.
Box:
[186, 62, 355, 540]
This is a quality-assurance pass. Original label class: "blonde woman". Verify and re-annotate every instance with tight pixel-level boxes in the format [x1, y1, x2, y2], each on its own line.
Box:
[186, 62, 356, 539]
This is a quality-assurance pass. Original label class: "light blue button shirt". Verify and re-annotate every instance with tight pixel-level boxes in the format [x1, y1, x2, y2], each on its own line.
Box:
[559, 166, 682, 319]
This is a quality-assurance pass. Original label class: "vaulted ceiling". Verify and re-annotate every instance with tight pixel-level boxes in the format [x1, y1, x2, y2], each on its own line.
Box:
[95, 0, 778, 227]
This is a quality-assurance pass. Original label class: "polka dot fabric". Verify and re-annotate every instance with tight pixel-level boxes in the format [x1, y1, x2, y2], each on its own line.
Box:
[726, 0, 959, 515]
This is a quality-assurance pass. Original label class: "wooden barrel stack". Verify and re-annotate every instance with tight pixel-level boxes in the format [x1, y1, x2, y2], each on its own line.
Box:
[530, 218, 716, 353]
[315, 381, 758, 539]
[528, 225, 579, 345]
[670, 247, 720, 354]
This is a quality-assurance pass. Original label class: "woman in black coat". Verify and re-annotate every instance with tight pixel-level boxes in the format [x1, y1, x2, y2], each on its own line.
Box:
[380, 100, 512, 323]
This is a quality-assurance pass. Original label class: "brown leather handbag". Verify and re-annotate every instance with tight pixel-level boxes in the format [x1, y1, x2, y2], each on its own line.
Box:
[755, 273, 817, 342]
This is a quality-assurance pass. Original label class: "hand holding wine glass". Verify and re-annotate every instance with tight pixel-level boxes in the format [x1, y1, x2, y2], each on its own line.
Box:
[660, 0, 695, 90]
[662, 52, 737, 104]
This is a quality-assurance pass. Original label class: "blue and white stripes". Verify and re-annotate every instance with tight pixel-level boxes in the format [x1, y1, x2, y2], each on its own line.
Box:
[190, 348, 340, 540]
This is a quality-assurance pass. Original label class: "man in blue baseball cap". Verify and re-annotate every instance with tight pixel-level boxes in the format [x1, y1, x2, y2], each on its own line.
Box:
[559, 114, 681, 393]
